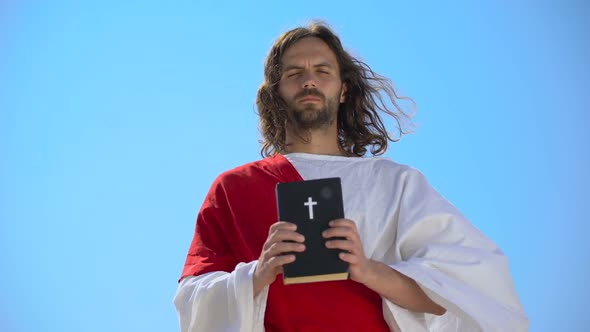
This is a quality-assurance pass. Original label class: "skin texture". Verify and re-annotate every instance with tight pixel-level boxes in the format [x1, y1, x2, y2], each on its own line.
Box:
[253, 37, 446, 316]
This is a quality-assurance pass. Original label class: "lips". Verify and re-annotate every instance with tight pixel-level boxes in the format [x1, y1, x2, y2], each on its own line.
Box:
[296, 89, 324, 103]
[299, 96, 321, 103]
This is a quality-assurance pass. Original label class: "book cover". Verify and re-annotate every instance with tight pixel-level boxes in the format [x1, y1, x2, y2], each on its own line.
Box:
[276, 177, 349, 285]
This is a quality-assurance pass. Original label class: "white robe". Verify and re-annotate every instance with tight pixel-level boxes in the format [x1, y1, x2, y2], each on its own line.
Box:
[174, 153, 529, 331]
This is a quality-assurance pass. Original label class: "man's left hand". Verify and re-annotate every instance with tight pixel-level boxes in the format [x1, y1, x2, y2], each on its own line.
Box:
[322, 218, 374, 285]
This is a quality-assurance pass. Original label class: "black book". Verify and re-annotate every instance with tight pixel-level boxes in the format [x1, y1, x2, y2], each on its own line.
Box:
[275, 177, 349, 285]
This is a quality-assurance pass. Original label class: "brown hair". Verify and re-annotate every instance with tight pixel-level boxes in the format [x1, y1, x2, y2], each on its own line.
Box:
[256, 21, 414, 157]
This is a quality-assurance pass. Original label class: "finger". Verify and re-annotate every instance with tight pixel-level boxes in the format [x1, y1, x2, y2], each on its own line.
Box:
[270, 229, 305, 243]
[329, 219, 357, 229]
[322, 227, 355, 239]
[267, 254, 296, 268]
[338, 252, 360, 264]
[267, 241, 306, 257]
[263, 229, 305, 250]
[270, 221, 298, 232]
[325, 239, 355, 252]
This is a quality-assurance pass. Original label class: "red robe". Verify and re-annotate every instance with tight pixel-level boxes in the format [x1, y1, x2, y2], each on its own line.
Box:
[180, 154, 390, 331]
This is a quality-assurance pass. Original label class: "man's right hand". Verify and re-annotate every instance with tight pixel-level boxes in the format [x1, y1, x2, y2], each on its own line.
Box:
[253, 221, 305, 296]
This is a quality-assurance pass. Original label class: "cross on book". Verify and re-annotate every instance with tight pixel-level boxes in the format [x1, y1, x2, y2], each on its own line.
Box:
[304, 196, 318, 220]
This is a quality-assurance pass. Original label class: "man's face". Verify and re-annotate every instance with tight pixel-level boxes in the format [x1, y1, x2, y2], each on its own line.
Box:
[278, 37, 346, 130]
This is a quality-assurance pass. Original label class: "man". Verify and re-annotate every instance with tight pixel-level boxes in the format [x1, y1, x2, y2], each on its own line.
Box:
[174, 22, 528, 331]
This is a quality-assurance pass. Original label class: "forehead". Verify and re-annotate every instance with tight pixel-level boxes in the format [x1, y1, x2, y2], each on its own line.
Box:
[281, 37, 339, 67]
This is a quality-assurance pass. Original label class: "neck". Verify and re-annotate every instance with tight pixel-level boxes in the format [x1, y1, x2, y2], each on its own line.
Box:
[284, 124, 345, 156]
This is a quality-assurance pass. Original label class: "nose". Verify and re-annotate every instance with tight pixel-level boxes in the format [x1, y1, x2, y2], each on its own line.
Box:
[301, 71, 317, 88]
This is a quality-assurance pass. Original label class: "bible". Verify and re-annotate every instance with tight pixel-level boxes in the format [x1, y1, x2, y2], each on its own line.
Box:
[276, 177, 349, 285]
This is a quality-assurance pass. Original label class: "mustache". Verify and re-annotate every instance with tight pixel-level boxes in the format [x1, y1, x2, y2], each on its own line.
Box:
[294, 89, 325, 100]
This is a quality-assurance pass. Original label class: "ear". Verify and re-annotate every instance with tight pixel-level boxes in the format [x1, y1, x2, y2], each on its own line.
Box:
[339, 83, 348, 103]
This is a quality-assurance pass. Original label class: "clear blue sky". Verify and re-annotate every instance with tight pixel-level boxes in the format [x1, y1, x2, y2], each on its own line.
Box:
[1, 1, 588, 331]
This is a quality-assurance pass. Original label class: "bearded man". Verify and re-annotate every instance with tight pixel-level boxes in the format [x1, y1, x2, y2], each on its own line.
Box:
[174, 22, 528, 332]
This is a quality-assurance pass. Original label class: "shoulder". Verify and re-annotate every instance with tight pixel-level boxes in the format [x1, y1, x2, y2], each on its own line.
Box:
[357, 157, 440, 199]
[199, 159, 268, 202]
[214, 159, 266, 185]
[211, 155, 290, 189]
[363, 156, 426, 182]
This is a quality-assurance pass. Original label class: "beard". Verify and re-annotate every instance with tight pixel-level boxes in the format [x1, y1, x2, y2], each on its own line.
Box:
[285, 88, 341, 131]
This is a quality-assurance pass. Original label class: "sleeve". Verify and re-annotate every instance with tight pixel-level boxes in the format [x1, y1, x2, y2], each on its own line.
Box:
[174, 262, 269, 332]
[174, 177, 269, 331]
[383, 170, 529, 332]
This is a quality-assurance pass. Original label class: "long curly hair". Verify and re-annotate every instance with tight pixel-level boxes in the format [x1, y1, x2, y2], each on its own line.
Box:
[256, 21, 414, 157]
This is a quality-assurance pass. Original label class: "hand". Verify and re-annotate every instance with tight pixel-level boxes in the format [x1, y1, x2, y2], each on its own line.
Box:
[322, 219, 374, 285]
[253, 222, 305, 296]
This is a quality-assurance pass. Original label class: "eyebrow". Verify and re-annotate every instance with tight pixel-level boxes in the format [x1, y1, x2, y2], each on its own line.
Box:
[282, 62, 335, 72]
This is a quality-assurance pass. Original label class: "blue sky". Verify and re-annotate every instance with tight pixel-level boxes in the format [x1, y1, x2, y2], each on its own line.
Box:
[1, 1, 588, 331]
